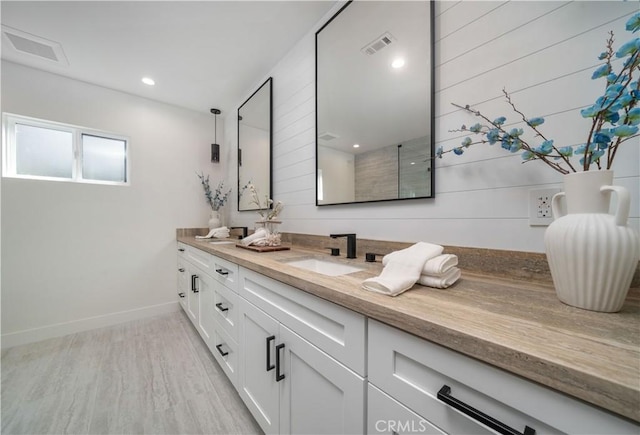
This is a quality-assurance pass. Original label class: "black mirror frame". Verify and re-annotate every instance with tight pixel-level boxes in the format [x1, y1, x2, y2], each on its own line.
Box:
[237, 77, 273, 212]
[314, 1, 435, 206]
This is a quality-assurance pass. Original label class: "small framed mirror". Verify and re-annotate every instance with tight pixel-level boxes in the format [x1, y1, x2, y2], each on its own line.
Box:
[316, 1, 434, 206]
[238, 77, 272, 211]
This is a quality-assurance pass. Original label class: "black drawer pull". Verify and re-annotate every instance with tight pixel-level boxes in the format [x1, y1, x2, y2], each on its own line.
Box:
[266, 335, 275, 371]
[215, 268, 229, 276]
[215, 344, 229, 357]
[275, 343, 285, 382]
[437, 385, 535, 435]
[215, 302, 229, 312]
[191, 275, 199, 293]
[178, 268, 185, 272]
[178, 292, 185, 298]
[178, 248, 185, 252]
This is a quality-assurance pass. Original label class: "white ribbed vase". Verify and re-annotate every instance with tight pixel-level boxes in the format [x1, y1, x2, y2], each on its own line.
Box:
[208, 210, 222, 230]
[544, 170, 639, 312]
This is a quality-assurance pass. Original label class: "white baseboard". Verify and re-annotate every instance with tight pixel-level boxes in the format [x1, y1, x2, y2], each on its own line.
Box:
[1, 301, 180, 349]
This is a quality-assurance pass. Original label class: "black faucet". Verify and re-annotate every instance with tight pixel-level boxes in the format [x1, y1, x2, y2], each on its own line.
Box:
[330, 233, 356, 259]
[230, 226, 248, 239]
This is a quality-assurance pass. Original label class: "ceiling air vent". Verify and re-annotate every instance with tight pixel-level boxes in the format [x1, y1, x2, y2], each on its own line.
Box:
[1, 25, 69, 65]
[318, 131, 339, 141]
[361, 32, 396, 56]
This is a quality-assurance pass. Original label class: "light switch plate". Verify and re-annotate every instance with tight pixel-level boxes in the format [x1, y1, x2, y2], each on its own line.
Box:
[529, 188, 561, 226]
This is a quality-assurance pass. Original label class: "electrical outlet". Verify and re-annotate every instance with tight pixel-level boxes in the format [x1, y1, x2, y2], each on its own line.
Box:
[529, 188, 560, 226]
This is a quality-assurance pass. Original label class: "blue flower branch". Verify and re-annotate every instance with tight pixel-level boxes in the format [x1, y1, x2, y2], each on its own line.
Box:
[197, 172, 232, 211]
[437, 12, 640, 175]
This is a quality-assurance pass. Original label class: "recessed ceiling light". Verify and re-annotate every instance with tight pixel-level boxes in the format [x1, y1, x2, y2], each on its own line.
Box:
[391, 58, 405, 69]
[353, 144, 360, 148]
[410, 162, 415, 165]
[141, 77, 155, 86]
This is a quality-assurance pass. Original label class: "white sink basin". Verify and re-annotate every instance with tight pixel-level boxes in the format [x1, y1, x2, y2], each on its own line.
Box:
[286, 258, 364, 277]
[208, 241, 235, 245]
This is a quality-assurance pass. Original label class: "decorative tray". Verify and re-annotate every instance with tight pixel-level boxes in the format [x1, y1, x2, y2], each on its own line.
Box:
[235, 244, 291, 253]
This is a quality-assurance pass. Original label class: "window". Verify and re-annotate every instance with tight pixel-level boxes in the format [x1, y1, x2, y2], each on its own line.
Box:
[2, 113, 129, 185]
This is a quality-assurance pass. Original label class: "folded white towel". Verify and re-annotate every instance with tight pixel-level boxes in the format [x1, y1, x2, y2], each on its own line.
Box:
[417, 267, 461, 289]
[362, 242, 444, 297]
[383, 253, 458, 276]
[196, 226, 230, 239]
[423, 254, 458, 276]
[240, 228, 268, 246]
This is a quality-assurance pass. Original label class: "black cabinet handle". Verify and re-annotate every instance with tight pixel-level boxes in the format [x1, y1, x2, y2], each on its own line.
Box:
[266, 335, 275, 371]
[437, 385, 535, 435]
[178, 248, 185, 252]
[178, 268, 185, 272]
[215, 268, 229, 276]
[216, 344, 229, 357]
[178, 292, 185, 298]
[191, 275, 199, 293]
[275, 343, 285, 382]
[215, 302, 229, 312]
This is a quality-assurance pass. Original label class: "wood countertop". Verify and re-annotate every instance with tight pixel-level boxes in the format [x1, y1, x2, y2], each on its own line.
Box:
[177, 236, 640, 423]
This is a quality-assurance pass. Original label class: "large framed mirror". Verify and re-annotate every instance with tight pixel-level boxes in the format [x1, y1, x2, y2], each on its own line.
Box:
[238, 77, 272, 211]
[316, 1, 434, 206]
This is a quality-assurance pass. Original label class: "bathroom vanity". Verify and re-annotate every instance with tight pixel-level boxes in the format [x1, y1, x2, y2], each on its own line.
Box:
[176, 232, 639, 434]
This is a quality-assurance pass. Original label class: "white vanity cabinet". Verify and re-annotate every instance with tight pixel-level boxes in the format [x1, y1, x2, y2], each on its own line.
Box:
[177, 243, 240, 385]
[237, 267, 366, 435]
[367, 319, 639, 435]
[177, 242, 639, 435]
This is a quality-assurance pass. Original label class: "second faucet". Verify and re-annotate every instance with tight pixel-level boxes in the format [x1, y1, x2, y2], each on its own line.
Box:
[329, 233, 357, 259]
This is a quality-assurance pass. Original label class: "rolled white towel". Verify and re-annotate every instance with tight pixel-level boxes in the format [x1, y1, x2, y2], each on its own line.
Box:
[212, 228, 230, 238]
[384, 252, 458, 276]
[362, 242, 444, 297]
[417, 267, 461, 289]
[240, 228, 268, 246]
[196, 226, 229, 239]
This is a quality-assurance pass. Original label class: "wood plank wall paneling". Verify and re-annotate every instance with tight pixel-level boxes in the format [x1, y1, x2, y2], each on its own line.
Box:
[229, 1, 640, 253]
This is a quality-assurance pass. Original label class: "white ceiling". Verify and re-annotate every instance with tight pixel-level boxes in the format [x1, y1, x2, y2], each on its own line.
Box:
[0, 1, 335, 118]
[317, 1, 430, 155]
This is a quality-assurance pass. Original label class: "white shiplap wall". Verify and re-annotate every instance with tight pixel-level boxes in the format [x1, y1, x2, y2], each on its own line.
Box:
[228, 1, 639, 253]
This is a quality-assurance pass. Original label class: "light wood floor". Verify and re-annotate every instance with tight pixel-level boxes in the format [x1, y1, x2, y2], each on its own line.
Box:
[1, 311, 262, 435]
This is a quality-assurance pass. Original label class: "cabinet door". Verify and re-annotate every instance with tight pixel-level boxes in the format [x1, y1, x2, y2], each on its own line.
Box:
[279, 324, 365, 435]
[368, 383, 444, 435]
[186, 264, 199, 323]
[196, 270, 216, 350]
[238, 298, 280, 434]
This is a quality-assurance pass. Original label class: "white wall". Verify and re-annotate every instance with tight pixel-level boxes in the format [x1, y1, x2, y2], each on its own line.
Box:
[238, 124, 270, 209]
[228, 1, 639, 253]
[319, 146, 355, 204]
[1, 61, 226, 347]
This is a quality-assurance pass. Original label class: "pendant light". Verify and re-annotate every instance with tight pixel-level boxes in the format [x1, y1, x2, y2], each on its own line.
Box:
[211, 108, 221, 163]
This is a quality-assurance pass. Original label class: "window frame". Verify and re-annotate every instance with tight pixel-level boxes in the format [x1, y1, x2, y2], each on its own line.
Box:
[2, 113, 130, 186]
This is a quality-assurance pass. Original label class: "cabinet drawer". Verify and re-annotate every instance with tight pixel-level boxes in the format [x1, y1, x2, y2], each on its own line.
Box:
[368, 319, 637, 435]
[184, 245, 211, 271]
[368, 383, 444, 435]
[213, 282, 239, 342]
[211, 325, 238, 388]
[177, 242, 187, 258]
[240, 267, 366, 376]
[210, 255, 239, 292]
